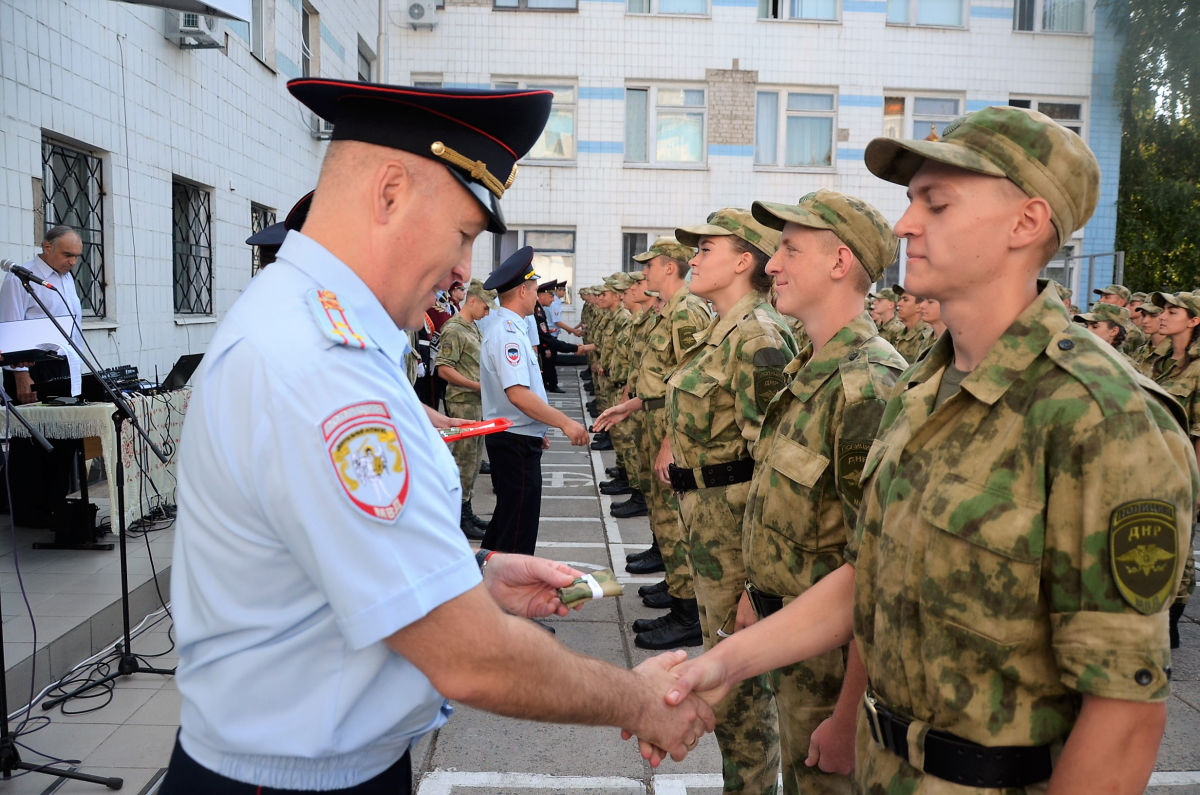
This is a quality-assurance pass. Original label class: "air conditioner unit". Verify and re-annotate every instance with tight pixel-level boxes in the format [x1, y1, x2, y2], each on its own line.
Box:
[309, 113, 335, 140]
[404, 0, 438, 29]
[164, 10, 224, 49]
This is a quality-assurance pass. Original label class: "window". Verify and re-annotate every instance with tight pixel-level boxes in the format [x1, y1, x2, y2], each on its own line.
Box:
[357, 39, 374, 81]
[42, 138, 106, 317]
[1014, 0, 1087, 32]
[495, 0, 577, 11]
[229, 0, 269, 61]
[411, 74, 442, 88]
[495, 81, 576, 160]
[887, 0, 963, 26]
[626, 86, 706, 165]
[1010, 98, 1084, 134]
[883, 95, 962, 140]
[494, 230, 576, 288]
[755, 90, 835, 168]
[172, 179, 213, 315]
[758, 0, 836, 21]
[250, 202, 276, 275]
[300, 3, 319, 77]
[622, 233, 648, 271]
[627, 0, 706, 14]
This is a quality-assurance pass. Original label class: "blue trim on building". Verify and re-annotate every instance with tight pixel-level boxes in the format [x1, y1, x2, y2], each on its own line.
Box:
[1079, 1, 1122, 288]
[580, 87, 624, 100]
[713, 0, 757, 7]
[579, 141, 623, 154]
[444, 82, 493, 90]
[844, 0, 886, 12]
[277, 53, 301, 80]
[709, 144, 753, 157]
[320, 21, 345, 62]
[969, 5, 1013, 19]
[840, 94, 883, 108]
[966, 99, 1007, 112]
[837, 147, 866, 161]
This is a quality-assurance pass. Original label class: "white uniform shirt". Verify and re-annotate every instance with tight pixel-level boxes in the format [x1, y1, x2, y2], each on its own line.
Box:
[547, 295, 563, 336]
[0, 254, 85, 353]
[171, 232, 481, 789]
[480, 305, 548, 438]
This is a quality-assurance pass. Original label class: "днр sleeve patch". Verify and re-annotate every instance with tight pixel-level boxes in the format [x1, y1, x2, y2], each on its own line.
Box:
[505, 342, 522, 366]
[1110, 499, 1179, 615]
[754, 368, 787, 413]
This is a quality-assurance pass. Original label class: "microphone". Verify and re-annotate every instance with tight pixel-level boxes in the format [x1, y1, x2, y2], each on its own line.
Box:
[0, 259, 57, 291]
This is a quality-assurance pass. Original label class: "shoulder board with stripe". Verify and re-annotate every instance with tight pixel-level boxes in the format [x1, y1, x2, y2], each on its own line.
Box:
[306, 289, 379, 351]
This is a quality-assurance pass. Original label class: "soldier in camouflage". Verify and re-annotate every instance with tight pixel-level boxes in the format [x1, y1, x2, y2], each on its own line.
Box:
[742, 190, 907, 794]
[434, 279, 496, 539]
[664, 208, 797, 794]
[871, 288, 904, 346]
[656, 105, 1198, 794]
[890, 286, 933, 363]
[1074, 302, 1133, 356]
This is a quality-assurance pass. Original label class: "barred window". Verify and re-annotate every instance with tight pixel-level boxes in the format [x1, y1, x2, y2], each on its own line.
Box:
[41, 138, 106, 317]
[172, 179, 213, 314]
[250, 202, 276, 275]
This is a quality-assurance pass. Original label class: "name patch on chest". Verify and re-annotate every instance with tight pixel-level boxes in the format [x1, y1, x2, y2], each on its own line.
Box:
[323, 401, 409, 522]
[1110, 499, 1179, 615]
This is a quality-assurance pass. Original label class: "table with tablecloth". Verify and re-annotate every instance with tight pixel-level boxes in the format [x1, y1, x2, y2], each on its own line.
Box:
[5, 388, 190, 531]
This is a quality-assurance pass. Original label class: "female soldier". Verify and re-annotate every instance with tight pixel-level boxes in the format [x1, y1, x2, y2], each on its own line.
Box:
[657, 208, 797, 793]
[1150, 290, 1199, 649]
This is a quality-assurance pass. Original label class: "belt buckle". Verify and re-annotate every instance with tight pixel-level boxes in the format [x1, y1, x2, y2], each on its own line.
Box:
[863, 690, 885, 749]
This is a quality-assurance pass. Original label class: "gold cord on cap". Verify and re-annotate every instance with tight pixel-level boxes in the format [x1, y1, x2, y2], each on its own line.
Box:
[430, 141, 510, 198]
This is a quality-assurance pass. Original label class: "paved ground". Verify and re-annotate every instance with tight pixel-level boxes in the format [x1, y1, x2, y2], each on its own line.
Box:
[1, 365, 1198, 793]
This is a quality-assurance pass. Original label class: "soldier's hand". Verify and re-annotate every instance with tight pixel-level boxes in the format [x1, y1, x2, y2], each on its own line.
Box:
[561, 419, 589, 446]
[593, 402, 632, 432]
[805, 715, 856, 775]
[576, 343, 596, 354]
[481, 553, 583, 618]
[623, 651, 715, 766]
[654, 439, 674, 485]
[663, 651, 732, 709]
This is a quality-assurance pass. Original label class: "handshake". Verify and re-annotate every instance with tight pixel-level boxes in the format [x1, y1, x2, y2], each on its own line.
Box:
[619, 650, 729, 766]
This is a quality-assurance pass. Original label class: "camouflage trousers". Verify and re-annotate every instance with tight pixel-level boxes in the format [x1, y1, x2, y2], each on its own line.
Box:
[1175, 523, 1196, 606]
[766, 654, 851, 794]
[610, 401, 641, 490]
[643, 406, 693, 598]
[680, 481, 779, 794]
[443, 395, 483, 502]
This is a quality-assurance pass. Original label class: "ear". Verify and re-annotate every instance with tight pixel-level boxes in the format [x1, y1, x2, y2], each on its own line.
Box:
[1010, 196, 1054, 251]
[828, 244, 855, 282]
[373, 158, 413, 226]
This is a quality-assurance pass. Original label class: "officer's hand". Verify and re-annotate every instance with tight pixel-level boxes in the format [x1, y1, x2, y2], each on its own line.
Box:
[623, 651, 715, 766]
[561, 419, 589, 446]
[14, 371, 36, 404]
[734, 591, 757, 632]
[805, 715, 856, 775]
[576, 343, 595, 354]
[481, 553, 583, 618]
[423, 404, 469, 429]
[654, 439, 674, 485]
[593, 402, 632, 432]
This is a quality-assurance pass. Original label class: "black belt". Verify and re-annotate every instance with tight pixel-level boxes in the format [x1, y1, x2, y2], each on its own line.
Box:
[667, 458, 754, 492]
[745, 583, 784, 618]
[862, 686, 1052, 788]
[641, 396, 665, 411]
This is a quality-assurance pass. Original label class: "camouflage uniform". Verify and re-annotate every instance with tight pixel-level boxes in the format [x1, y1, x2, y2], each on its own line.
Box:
[880, 315, 905, 347]
[625, 304, 659, 497]
[743, 312, 905, 795]
[434, 313, 484, 500]
[637, 284, 711, 597]
[848, 284, 1197, 791]
[893, 320, 934, 364]
[668, 288, 797, 794]
[607, 299, 641, 487]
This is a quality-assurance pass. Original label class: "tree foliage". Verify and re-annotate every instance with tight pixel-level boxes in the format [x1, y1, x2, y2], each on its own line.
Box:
[1101, 0, 1200, 291]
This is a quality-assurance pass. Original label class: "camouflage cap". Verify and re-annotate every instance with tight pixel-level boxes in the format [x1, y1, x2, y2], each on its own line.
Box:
[628, 271, 646, 282]
[752, 189, 899, 280]
[632, 236, 696, 264]
[466, 278, 497, 306]
[675, 207, 781, 258]
[1074, 302, 1131, 332]
[1129, 291, 1148, 303]
[864, 105, 1100, 246]
[875, 288, 899, 303]
[1152, 291, 1200, 316]
[1051, 280, 1072, 300]
[606, 272, 636, 292]
[1138, 302, 1163, 316]
[1093, 284, 1131, 303]
[644, 289, 661, 298]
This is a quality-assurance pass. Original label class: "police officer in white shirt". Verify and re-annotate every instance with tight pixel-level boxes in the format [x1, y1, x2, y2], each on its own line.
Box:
[162, 80, 713, 795]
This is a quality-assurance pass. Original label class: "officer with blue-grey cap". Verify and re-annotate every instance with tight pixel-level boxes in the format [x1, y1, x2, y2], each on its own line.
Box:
[165, 80, 713, 794]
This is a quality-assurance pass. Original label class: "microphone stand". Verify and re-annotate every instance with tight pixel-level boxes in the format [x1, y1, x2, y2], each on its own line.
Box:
[0, 387, 121, 785]
[11, 280, 175, 712]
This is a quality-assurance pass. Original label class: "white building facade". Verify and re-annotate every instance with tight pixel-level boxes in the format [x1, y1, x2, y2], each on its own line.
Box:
[393, 0, 1121, 323]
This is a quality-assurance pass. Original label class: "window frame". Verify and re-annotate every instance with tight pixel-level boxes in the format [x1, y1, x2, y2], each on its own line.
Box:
[882, 93, 964, 141]
[754, 87, 838, 171]
[41, 136, 107, 319]
[300, 2, 319, 78]
[885, 0, 967, 28]
[172, 178, 214, 316]
[626, 0, 709, 17]
[1009, 96, 1086, 136]
[250, 202, 277, 276]
[493, 0, 579, 12]
[493, 229, 577, 290]
[493, 79, 578, 164]
[1012, 0, 1091, 34]
[625, 84, 708, 169]
[757, 0, 839, 22]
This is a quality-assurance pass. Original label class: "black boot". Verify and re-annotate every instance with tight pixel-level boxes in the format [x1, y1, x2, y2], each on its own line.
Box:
[611, 489, 648, 518]
[606, 465, 623, 478]
[463, 500, 490, 532]
[637, 579, 668, 597]
[599, 477, 632, 495]
[635, 597, 703, 649]
[626, 540, 659, 564]
[590, 433, 613, 451]
[632, 610, 671, 633]
[642, 588, 672, 609]
[479, 460, 491, 475]
[625, 538, 663, 573]
[460, 502, 486, 541]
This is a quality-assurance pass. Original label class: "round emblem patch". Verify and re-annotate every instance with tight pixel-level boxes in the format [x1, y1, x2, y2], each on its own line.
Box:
[505, 342, 521, 365]
[323, 402, 409, 522]
[1109, 499, 1179, 615]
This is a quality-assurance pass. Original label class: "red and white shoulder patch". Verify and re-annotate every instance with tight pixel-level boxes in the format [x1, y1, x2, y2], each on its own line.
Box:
[322, 401, 409, 522]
